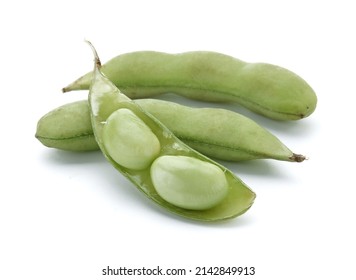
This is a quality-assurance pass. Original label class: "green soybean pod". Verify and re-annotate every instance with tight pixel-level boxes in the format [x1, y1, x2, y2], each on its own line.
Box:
[35, 100, 97, 151]
[86, 42, 255, 221]
[63, 51, 317, 121]
[36, 99, 305, 162]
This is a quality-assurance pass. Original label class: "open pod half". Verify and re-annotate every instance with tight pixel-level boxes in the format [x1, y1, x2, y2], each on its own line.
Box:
[87, 42, 255, 221]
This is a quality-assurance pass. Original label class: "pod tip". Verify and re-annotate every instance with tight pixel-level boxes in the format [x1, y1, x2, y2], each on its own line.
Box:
[290, 153, 307, 163]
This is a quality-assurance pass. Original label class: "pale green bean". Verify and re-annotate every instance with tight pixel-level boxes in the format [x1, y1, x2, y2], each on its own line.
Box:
[151, 155, 228, 210]
[102, 108, 161, 170]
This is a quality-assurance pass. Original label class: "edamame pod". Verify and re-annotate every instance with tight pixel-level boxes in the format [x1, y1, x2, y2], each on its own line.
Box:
[63, 51, 317, 120]
[36, 100, 97, 151]
[86, 42, 255, 221]
[36, 99, 305, 162]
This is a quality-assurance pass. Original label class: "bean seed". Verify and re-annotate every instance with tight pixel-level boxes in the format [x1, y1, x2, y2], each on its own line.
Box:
[151, 155, 228, 210]
[102, 108, 160, 170]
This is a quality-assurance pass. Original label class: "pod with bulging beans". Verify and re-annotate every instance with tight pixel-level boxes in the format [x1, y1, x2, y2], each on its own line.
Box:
[86, 42, 255, 221]
[63, 51, 317, 121]
[36, 99, 306, 162]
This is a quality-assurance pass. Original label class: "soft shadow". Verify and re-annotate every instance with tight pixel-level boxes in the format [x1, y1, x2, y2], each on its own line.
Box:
[40, 149, 104, 165]
[177, 212, 256, 229]
[217, 158, 289, 179]
[220, 104, 317, 137]
[138, 198, 256, 228]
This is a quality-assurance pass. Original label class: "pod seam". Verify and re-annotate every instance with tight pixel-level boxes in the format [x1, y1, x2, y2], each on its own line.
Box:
[122, 84, 304, 118]
[36, 132, 94, 141]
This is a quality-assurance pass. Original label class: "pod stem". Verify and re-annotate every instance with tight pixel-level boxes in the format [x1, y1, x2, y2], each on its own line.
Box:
[289, 153, 307, 163]
[85, 40, 102, 69]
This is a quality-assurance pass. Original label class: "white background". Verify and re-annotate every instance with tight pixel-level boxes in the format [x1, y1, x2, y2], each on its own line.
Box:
[1, 0, 355, 279]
